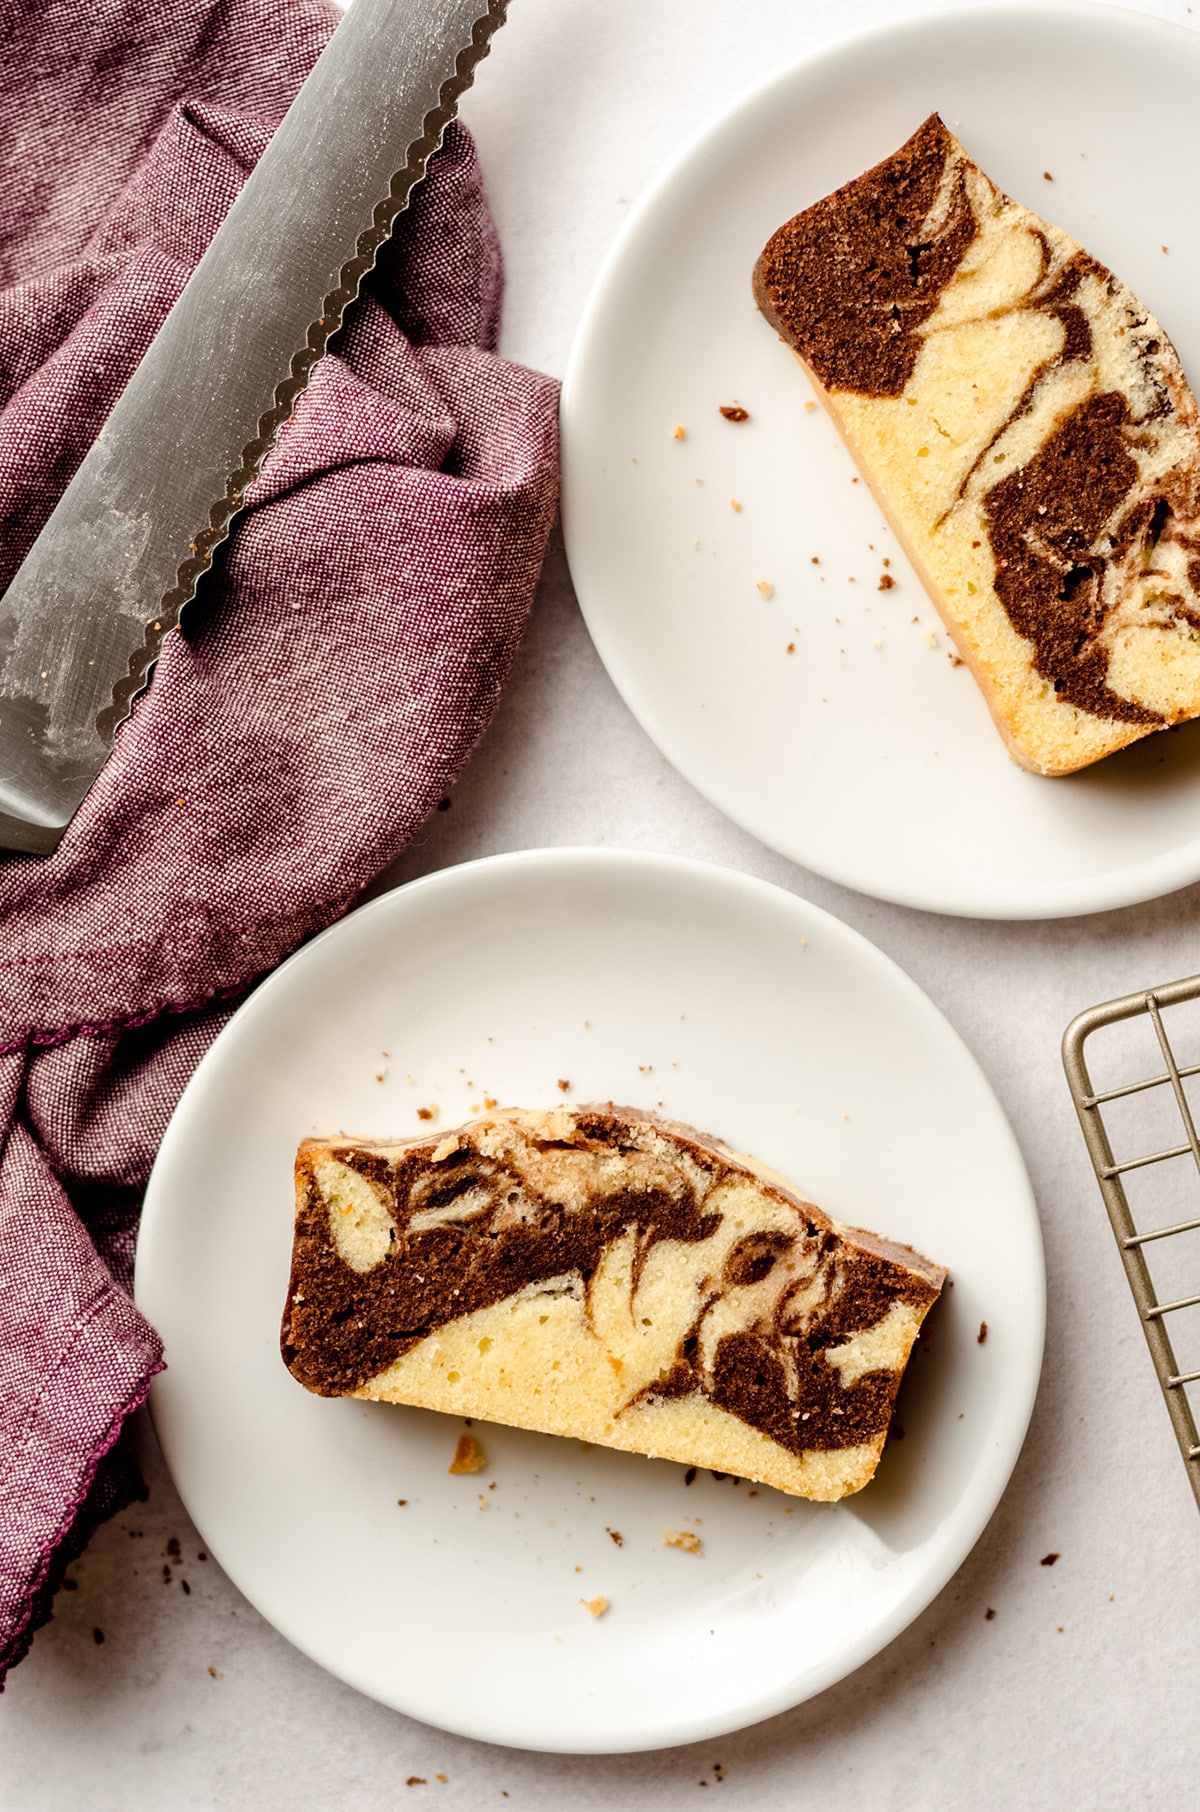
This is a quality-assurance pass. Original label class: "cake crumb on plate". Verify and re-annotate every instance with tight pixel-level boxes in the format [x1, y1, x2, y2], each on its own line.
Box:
[663, 1529, 703, 1554]
[449, 1434, 486, 1475]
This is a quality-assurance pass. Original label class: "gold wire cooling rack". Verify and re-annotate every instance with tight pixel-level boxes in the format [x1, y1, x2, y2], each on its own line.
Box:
[1064, 976, 1200, 1512]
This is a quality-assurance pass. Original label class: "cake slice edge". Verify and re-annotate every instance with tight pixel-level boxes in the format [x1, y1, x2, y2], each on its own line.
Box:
[282, 1106, 947, 1502]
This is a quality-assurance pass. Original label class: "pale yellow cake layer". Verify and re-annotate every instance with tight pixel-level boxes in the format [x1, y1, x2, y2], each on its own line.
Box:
[806, 147, 1200, 774]
[353, 1256, 898, 1501]
[288, 1108, 942, 1502]
[350, 1166, 921, 1501]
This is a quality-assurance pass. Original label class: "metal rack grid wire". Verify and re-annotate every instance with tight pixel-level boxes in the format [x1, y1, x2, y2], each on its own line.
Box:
[1063, 974, 1200, 1512]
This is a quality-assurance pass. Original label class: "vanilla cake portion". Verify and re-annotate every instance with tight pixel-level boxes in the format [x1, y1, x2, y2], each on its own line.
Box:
[754, 113, 1200, 775]
[281, 1106, 945, 1501]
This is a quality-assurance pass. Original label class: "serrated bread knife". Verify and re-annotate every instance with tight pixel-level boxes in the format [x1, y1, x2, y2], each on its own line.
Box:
[0, 0, 508, 855]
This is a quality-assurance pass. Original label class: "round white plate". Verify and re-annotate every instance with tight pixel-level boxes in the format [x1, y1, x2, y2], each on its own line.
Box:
[561, 3, 1200, 919]
[136, 849, 1043, 1753]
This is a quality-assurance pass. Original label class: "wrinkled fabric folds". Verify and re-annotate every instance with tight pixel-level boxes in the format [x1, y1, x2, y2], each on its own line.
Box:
[0, 0, 559, 1680]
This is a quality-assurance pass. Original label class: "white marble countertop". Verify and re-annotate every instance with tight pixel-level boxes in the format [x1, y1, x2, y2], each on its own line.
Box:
[6, 1, 1200, 1805]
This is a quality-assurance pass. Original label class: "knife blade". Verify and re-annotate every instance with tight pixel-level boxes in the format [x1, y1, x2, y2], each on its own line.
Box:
[0, 0, 508, 855]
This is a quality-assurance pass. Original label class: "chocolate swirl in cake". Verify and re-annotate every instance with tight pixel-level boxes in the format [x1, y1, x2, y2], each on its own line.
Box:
[281, 1107, 943, 1460]
[754, 113, 1200, 736]
[752, 114, 979, 400]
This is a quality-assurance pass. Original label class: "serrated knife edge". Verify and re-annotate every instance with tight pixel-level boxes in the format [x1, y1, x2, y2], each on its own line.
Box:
[0, 0, 509, 854]
[105, 0, 511, 739]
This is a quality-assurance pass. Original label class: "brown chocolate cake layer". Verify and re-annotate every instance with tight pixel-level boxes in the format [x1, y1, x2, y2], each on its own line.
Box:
[754, 113, 1200, 775]
[281, 1106, 945, 1500]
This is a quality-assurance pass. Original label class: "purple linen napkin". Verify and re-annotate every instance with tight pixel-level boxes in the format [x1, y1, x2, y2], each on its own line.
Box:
[0, 0, 559, 1681]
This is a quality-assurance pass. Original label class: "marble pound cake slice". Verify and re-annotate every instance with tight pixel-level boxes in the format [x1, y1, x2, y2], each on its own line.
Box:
[281, 1106, 945, 1500]
[754, 113, 1200, 775]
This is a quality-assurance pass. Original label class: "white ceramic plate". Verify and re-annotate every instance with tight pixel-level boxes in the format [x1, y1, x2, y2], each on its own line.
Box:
[136, 849, 1043, 1752]
[561, 3, 1200, 919]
